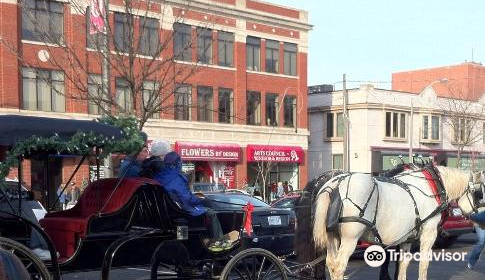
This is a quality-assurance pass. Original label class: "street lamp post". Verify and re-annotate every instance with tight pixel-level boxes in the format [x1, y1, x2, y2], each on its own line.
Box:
[408, 78, 447, 163]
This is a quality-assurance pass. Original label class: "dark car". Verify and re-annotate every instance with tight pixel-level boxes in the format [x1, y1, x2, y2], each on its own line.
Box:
[201, 193, 296, 256]
[271, 194, 472, 249]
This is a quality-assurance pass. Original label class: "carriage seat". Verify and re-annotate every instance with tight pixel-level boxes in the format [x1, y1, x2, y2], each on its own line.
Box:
[39, 178, 157, 259]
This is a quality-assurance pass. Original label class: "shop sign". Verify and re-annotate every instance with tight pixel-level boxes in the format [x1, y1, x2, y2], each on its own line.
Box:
[175, 142, 241, 162]
[221, 164, 236, 188]
[247, 145, 304, 163]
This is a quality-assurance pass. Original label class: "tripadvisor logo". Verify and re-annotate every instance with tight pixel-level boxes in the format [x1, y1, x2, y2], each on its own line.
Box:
[364, 245, 467, 267]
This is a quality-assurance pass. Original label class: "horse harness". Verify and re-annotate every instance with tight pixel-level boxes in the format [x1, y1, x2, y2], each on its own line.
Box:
[322, 166, 450, 247]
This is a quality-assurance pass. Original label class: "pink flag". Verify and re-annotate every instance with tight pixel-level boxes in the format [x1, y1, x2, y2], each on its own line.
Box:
[89, 0, 105, 34]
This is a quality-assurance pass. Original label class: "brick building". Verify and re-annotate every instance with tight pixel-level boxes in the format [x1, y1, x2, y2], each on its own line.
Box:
[0, 0, 311, 200]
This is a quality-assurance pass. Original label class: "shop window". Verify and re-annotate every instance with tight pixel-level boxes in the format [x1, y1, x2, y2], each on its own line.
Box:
[139, 17, 159, 56]
[246, 37, 261, 71]
[218, 31, 234, 67]
[265, 40, 279, 73]
[218, 88, 233, 124]
[174, 84, 192, 121]
[197, 86, 213, 122]
[265, 93, 278, 126]
[22, 67, 65, 112]
[332, 154, 343, 170]
[142, 81, 160, 119]
[115, 78, 133, 113]
[421, 115, 440, 141]
[22, 0, 64, 44]
[173, 23, 192, 62]
[325, 112, 343, 139]
[284, 96, 296, 127]
[247, 91, 261, 125]
[197, 27, 212, 64]
[284, 43, 297, 76]
[385, 111, 406, 139]
[87, 74, 102, 114]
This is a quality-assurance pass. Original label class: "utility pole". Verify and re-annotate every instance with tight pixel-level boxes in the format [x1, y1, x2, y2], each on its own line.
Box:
[343, 74, 350, 171]
[101, 0, 112, 177]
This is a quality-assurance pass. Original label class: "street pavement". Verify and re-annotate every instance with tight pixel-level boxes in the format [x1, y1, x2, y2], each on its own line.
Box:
[63, 233, 485, 280]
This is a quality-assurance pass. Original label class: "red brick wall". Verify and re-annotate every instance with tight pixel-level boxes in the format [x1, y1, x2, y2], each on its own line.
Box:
[246, 0, 300, 19]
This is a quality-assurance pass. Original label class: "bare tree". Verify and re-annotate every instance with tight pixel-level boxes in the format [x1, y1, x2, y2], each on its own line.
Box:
[250, 161, 276, 202]
[437, 83, 485, 168]
[2, 0, 218, 129]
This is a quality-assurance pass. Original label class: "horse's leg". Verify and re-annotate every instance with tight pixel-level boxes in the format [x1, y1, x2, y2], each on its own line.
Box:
[418, 226, 438, 280]
[326, 233, 340, 279]
[332, 236, 359, 280]
[379, 248, 392, 280]
[396, 243, 412, 280]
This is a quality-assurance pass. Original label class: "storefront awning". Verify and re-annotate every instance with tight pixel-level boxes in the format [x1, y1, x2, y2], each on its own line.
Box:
[175, 142, 241, 162]
[246, 145, 304, 163]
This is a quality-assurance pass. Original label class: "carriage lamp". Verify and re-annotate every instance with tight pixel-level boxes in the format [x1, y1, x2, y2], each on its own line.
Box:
[175, 219, 188, 240]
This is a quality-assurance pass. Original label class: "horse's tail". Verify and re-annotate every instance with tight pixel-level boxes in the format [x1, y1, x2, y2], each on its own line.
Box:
[313, 187, 332, 250]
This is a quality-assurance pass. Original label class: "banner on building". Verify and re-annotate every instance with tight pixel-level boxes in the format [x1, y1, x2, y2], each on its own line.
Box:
[246, 145, 304, 163]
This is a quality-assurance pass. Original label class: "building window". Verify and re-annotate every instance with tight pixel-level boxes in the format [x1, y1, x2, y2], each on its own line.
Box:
[87, 74, 102, 114]
[142, 81, 160, 119]
[326, 112, 343, 138]
[139, 17, 159, 56]
[247, 91, 261, 125]
[218, 31, 234, 67]
[174, 84, 191, 121]
[265, 40, 279, 73]
[218, 88, 233, 124]
[197, 86, 213, 122]
[115, 78, 133, 113]
[385, 111, 406, 139]
[114, 12, 131, 53]
[284, 43, 297, 76]
[422, 115, 440, 141]
[284, 96, 296, 127]
[22, 68, 65, 112]
[22, 0, 64, 44]
[265, 94, 278, 126]
[173, 23, 192, 62]
[332, 154, 343, 170]
[452, 118, 472, 144]
[246, 37, 261, 71]
[86, 7, 101, 49]
[196, 27, 212, 64]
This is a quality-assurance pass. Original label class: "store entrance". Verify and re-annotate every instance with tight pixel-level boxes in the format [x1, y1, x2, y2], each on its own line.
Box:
[31, 155, 62, 210]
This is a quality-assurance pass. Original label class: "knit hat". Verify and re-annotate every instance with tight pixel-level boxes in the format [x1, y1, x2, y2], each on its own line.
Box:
[164, 151, 180, 165]
[150, 139, 172, 157]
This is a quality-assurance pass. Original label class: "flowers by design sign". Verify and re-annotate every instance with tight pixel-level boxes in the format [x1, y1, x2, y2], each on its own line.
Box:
[175, 142, 241, 162]
[246, 145, 304, 163]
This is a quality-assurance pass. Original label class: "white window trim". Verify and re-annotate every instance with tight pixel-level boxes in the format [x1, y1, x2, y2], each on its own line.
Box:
[420, 114, 441, 143]
[324, 111, 343, 141]
[383, 111, 407, 141]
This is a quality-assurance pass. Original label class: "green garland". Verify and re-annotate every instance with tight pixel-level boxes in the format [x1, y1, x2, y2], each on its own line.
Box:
[0, 115, 144, 180]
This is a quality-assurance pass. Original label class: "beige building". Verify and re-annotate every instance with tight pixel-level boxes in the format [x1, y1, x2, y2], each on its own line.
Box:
[308, 84, 485, 179]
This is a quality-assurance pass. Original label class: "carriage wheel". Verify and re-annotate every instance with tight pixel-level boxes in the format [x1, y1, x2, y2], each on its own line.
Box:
[220, 248, 288, 280]
[0, 237, 51, 280]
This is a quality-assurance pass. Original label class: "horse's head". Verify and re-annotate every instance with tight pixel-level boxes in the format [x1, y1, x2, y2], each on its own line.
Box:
[456, 170, 483, 215]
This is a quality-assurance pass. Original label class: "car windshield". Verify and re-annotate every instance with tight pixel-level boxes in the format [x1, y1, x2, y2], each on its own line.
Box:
[204, 194, 269, 209]
[192, 183, 225, 193]
[273, 197, 297, 208]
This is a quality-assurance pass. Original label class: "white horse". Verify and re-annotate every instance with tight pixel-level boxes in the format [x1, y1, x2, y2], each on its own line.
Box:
[313, 166, 481, 280]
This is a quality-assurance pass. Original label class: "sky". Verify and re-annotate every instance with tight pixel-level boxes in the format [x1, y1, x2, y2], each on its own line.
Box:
[264, 0, 485, 89]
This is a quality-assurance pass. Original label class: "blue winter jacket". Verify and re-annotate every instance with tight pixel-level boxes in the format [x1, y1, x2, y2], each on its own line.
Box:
[154, 154, 206, 216]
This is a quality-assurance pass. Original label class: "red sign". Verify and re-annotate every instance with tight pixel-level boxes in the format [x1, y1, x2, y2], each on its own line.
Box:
[175, 142, 241, 162]
[246, 145, 304, 163]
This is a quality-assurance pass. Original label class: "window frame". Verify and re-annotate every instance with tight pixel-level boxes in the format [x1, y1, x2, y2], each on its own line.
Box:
[173, 23, 192, 62]
[217, 31, 234, 67]
[247, 91, 261, 125]
[284, 43, 297, 76]
[197, 27, 212, 64]
[22, 0, 64, 44]
[142, 81, 160, 119]
[115, 78, 133, 113]
[218, 88, 233, 124]
[87, 74, 102, 115]
[421, 114, 441, 142]
[114, 12, 132, 53]
[325, 111, 344, 140]
[246, 37, 261, 71]
[22, 67, 65, 112]
[265, 40, 279, 73]
[174, 84, 192, 121]
[139, 17, 160, 57]
[332, 154, 343, 170]
[265, 93, 279, 126]
[283, 95, 296, 128]
[197, 85, 213, 122]
[384, 111, 407, 140]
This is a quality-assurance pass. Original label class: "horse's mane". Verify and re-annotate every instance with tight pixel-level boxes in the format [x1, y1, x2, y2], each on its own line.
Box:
[435, 166, 471, 200]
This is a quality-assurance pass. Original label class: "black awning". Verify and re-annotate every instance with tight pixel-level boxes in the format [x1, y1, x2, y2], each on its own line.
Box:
[0, 115, 123, 146]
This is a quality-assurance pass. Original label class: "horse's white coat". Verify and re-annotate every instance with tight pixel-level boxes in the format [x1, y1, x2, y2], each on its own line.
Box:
[313, 166, 479, 280]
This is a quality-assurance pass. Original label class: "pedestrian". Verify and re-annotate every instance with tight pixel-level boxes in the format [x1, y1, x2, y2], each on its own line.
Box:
[66, 183, 81, 209]
[56, 184, 67, 210]
[283, 181, 289, 194]
[119, 132, 149, 178]
[467, 175, 485, 270]
[139, 139, 171, 178]
[276, 181, 284, 198]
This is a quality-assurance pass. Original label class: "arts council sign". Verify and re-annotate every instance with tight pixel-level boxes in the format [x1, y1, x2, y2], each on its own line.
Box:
[246, 145, 304, 163]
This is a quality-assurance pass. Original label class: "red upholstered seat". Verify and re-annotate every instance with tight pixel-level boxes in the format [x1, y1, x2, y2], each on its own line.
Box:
[40, 178, 159, 259]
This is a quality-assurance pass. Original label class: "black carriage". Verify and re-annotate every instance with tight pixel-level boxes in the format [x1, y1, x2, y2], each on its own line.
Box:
[0, 115, 301, 280]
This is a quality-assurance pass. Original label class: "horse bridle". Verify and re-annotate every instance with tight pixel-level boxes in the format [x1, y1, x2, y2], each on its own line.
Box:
[457, 176, 481, 214]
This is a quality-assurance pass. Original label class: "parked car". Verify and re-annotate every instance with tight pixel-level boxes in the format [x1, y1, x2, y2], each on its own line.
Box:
[200, 193, 296, 256]
[2, 179, 47, 221]
[271, 194, 472, 249]
[190, 182, 226, 193]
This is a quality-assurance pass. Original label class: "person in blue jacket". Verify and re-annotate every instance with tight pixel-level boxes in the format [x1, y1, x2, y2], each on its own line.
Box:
[155, 151, 224, 241]
[119, 132, 149, 178]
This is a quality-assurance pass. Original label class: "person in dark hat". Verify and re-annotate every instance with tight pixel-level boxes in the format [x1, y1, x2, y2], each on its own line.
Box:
[119, 132, 149, 178]
[155, 151, 238, 251]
